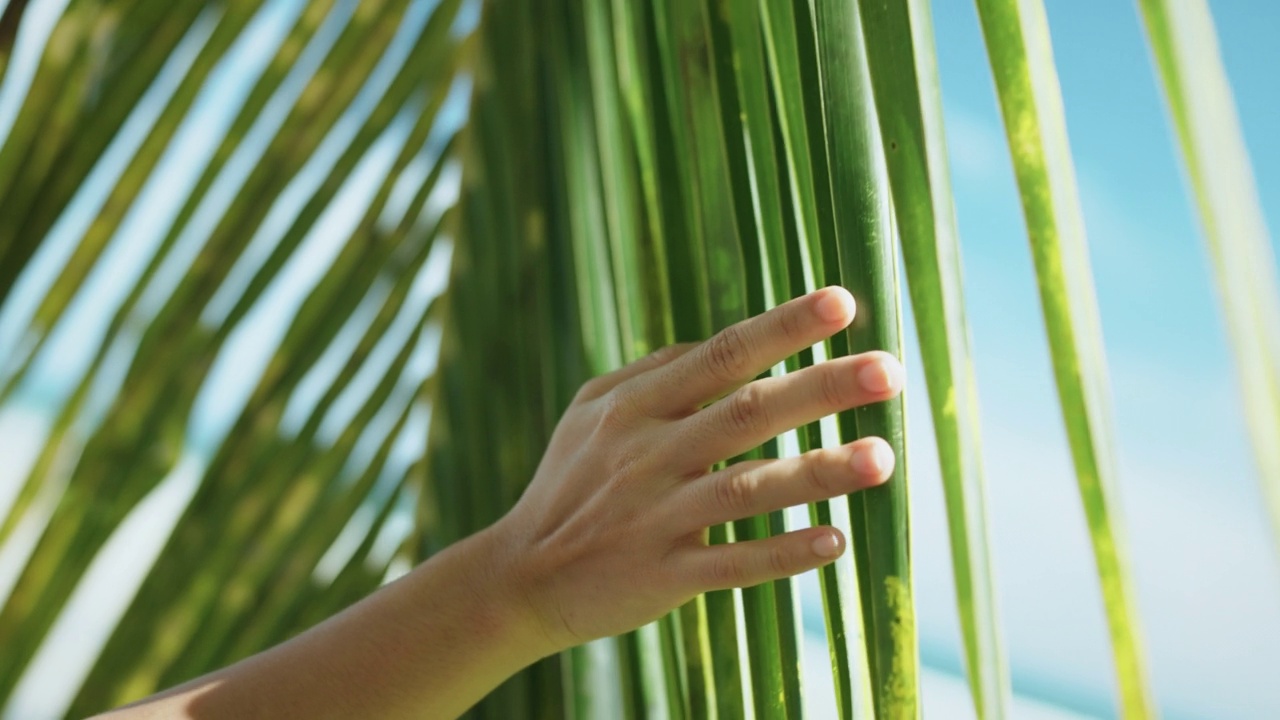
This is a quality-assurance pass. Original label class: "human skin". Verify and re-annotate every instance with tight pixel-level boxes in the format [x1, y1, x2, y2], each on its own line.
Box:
[95, 285, 904, 720]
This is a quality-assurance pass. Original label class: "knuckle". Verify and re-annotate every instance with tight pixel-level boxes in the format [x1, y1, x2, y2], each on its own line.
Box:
[574, 377, 609, 403]
[714, 470, 756, 516]
[776, 305, 806, 344]
[656, 544, 682, 576]
[804, 451, 837, 495]
[598, 388, 641, 432]
[767, 545, 791, 577]
[819, 367, 853, 409]
[726, 385, 768, 435]
[710, 552, 747, 587]
[704, 326, 751, 383]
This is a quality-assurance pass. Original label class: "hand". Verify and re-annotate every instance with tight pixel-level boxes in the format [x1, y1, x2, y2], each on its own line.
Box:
[94, 286, 905, 720]
[485, 286, 904, 652]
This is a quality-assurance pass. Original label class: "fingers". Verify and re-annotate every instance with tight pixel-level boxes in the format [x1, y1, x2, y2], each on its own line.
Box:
[668, 351, 903, 471]
[675, 526, 847, 591]
[667, 438, 893, 532]
[575, 343, 698, 402]
[626, 287, 856, 416]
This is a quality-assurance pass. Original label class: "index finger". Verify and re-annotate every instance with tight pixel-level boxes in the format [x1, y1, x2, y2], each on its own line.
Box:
[624, 286, 855, 416]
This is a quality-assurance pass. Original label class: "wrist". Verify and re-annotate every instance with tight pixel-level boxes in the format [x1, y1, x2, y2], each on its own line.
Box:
[451, 520, 567, 660]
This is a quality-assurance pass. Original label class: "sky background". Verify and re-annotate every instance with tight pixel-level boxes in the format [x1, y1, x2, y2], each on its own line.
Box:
[888, 0, 1280, 717]
[0, 0, 1278, 718]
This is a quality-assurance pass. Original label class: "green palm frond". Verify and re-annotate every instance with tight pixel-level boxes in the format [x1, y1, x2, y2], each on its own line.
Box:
[0, 0, 1272, 718]
[0, 0, 466, 713]
[974, 0, 1151, 715]
[1137, 0, 1280, 561]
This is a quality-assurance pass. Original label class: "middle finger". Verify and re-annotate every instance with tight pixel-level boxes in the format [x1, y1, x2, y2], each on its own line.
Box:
[664, 350, 903, 473]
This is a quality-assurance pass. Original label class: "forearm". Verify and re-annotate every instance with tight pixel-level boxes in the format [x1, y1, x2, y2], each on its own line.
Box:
[91, 287, 899, 720]
[96, 524, 557, 720]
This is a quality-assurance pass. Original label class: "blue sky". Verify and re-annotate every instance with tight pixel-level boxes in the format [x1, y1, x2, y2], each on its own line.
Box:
[891, 1, 1280, 717]
[0, 0, 1278, 718]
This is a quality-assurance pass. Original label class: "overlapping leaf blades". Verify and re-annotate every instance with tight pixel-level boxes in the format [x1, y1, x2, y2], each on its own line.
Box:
[0, 0, 1272, 718]
[437, 0, 924, 716]
[0, 0, 467, 714]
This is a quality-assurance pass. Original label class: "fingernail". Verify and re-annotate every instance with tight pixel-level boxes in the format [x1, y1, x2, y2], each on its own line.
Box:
[812, 532, 843, 558]
[857, 358, 898, 393]
[814, 289, 854, 323]
[851, 442, 891, 477]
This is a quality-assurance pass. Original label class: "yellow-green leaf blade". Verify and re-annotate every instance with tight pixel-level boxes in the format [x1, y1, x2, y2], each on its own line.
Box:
[974, 0, 1154, 716]
[1136, 0, 1280, 562]
[857, 1, 1007, 716]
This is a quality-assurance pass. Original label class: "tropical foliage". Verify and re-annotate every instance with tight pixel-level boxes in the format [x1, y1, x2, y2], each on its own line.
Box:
[0, 0, 1273, 719]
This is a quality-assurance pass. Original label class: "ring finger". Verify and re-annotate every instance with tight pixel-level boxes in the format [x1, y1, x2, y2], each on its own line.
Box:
[665, 438, 894, 533]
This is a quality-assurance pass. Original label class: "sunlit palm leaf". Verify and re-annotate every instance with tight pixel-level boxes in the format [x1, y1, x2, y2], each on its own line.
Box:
[1137, 0, 1280, 561]
[854, 0, 998, 715]
[0, 0, 1269, 718]
[974, 0, 1154, 716]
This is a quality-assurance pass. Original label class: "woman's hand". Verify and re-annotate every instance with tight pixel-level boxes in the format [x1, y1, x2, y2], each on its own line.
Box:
[486, 285, 904, 652]
[94, 286, 903, 720]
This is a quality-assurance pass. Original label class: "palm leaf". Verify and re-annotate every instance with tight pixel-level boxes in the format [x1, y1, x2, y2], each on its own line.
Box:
[854, 1, 995, 715]
[0, 0, 32, 83]
[973, 0, 1153, 715]
[0, 1, 1270, 718]
[0, 0, 466, 713]
[1136, 0, 1280, 561]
